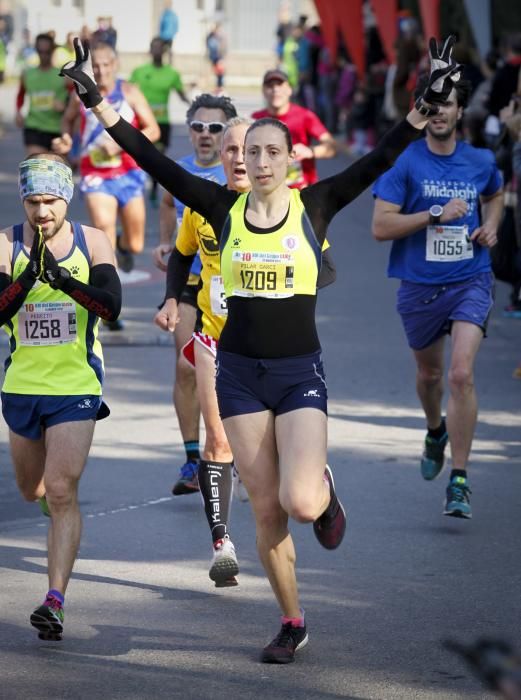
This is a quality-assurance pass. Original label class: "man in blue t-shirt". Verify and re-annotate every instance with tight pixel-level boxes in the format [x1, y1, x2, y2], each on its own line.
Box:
[372, 78, 504, 520]
[152, 93, 237, 496]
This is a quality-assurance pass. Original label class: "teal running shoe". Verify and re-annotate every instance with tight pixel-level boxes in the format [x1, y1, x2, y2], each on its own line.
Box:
[38, 495, 51, 518]
[30, 594, 64, 640]
[502, 305, 521, 319]
[421, 430, 448, 480]
[443, 476, 472, 519]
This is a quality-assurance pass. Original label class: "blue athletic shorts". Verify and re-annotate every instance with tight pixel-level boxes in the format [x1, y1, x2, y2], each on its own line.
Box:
[396, 272, 494, 351]
[80, 169, 146, 208]
[215, 350, 328, 419]
[1, 393, 110, 440]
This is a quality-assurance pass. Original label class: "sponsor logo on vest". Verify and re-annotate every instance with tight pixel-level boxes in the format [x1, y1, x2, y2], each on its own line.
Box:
[282, 235, 299, 251]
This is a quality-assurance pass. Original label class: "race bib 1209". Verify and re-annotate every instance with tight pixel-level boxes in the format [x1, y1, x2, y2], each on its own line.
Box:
[231, 250, 295, 298]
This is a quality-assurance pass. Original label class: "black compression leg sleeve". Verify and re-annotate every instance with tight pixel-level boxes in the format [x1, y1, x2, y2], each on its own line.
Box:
[198, 460, 233, 543]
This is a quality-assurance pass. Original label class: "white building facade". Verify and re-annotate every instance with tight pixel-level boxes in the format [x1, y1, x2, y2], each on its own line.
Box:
[9, 0, 317, 54]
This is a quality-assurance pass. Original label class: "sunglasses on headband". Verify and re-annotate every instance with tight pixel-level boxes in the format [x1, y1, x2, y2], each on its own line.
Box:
[189, 120, 225, 134]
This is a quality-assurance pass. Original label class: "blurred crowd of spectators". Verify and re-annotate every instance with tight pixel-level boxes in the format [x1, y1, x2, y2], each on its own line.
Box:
[275, 12, 521, 330]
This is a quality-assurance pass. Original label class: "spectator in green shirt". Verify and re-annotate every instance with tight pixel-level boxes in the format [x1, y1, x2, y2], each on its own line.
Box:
[130, 36, 189, 203]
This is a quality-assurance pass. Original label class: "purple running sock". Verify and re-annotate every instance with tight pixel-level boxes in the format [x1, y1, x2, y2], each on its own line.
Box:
[47, 589, 64, 606]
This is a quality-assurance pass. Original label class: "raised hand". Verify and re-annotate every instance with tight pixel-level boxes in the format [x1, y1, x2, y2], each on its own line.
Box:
[18, 226, 45, 289]
[59, 38, 102, 108]
[421, 36, 462, 107]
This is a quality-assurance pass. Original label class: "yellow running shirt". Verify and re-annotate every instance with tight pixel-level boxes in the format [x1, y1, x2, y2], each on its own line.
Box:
[177, 189, 330, 338]
[176, 207, 227, 340]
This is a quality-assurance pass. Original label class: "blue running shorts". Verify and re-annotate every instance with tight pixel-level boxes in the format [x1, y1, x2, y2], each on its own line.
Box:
[215, 350, 328, 419]
[397, 272, 494, 351]
[80, 169, 146, 208]
[1, 393, 110, 439]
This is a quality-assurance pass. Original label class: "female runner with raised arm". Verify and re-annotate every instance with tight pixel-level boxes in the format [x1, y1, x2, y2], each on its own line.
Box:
[61, 36, 461, 664]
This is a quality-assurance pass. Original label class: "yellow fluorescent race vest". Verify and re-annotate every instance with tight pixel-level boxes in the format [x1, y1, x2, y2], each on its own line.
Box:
[220, 189, 322, 300]
[2, 223, 104, 395]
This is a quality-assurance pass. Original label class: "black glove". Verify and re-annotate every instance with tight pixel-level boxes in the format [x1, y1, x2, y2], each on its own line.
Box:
[421, 36, 462, 107]
[59, 38, 102, 108]
[18, 226, 44, 290]
[41, 246, 71, 290]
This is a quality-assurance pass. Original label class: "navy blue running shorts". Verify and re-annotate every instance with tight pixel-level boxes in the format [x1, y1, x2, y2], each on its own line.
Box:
[1, 393, 110, 440]
[215, 349, 328, 419]
[397, 272, 494, 351]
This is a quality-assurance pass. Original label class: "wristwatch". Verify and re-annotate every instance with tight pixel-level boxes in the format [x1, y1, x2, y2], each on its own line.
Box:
[429, 204, 443, 225]
[414, 97, 439, 117]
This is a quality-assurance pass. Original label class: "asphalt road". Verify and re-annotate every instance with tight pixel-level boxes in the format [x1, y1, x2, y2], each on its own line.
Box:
[0, 103, 520, 700]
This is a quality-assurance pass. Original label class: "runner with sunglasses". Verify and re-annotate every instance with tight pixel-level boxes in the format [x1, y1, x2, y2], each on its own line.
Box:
[153, 94, 237, 496]
[62, 36, 462, 663]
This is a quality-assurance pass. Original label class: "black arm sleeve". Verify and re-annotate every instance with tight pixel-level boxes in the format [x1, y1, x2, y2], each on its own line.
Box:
[0, 272, 32, 326]
[317, 248, 337, 290]
[106, 118, 236, 230]
[302, 119, 424, 236]
[165, 247, 195, 302]
[62, 263, 122, 322]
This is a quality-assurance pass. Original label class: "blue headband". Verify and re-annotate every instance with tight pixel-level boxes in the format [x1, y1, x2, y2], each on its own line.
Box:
[19, 158, 74, 204]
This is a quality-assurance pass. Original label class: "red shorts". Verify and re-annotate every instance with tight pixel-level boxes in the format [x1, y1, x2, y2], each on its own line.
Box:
[182, 331, 218, 367]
